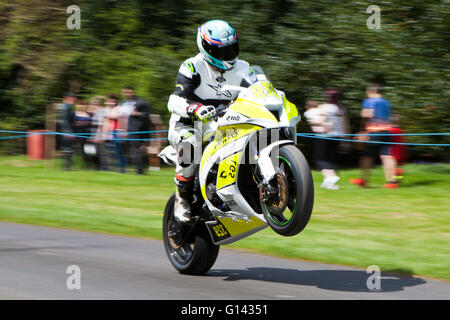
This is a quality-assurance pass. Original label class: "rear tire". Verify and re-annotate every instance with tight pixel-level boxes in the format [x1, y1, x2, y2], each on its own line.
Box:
[262, 145, 314, 236]
[163, 193, 220, 275]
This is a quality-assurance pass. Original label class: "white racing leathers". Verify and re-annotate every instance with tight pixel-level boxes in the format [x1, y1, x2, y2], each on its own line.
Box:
[168, 53, 257, 181]
[167, 54, 259, 221]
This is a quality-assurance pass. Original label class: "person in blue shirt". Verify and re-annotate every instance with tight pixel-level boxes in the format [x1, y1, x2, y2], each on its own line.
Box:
[350, 84, 398, 188]
[362, 91, 391, 128]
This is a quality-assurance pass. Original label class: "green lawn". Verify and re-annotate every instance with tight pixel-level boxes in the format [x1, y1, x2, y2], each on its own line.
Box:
[0, 156, 449, 280]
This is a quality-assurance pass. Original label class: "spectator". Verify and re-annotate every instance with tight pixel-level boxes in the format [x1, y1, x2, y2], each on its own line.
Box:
[317, 90, 350, 189]
[89, 96, 109, 171]
[304, 100, 323, 134]
[304, 90, 349, 190]
[118, 86, 138, 134]
[104, 94, 127, 173]
[304, 100, 339, 189]
[74, 101, 92, 168]
[56, 92, 77, 170]
[119, 85, 153, 175]
[350, 84, 398, 188]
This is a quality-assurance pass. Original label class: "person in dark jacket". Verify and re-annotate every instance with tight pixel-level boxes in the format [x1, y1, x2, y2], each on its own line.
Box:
[57, 92, 77, 170]
[120, 86, 153, 174]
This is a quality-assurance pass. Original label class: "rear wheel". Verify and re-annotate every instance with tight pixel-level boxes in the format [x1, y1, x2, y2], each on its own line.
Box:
[262, 145, 314, 236]
[163, 193, 220, 275]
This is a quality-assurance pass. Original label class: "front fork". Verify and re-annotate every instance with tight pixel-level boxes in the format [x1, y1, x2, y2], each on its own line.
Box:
[254, 140, 294, 204]
[256, 140, 294, 182]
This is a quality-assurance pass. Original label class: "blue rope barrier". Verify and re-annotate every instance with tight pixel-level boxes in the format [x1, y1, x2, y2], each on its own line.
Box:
[0, 133, 168, 141]
[297, 133, 450, 146]
[0, 129, 169, 136]
[0, 129, 170, 141]
[0, 134, 30, 140]
[107, 138, 168, 141]
[301, 132, 450, 137]
[0, 129, 449, 146]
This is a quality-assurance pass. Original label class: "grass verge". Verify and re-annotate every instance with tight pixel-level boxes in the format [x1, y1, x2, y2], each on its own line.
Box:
[0, 156, 448, 280]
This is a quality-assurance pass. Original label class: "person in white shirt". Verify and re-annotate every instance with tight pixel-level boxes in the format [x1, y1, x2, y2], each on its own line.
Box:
[304, 90, 349, 189]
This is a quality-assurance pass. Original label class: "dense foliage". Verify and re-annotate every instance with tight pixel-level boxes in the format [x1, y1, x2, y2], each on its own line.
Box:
[0, 0, 449, 159]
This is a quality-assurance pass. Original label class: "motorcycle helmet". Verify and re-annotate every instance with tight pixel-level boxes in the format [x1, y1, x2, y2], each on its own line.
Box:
[197, 20, 239, 71]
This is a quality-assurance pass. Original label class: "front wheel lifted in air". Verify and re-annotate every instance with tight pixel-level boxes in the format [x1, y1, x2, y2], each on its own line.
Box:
[261, 145, 314, 236]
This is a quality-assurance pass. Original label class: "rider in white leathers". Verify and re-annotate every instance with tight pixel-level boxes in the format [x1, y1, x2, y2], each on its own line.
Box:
[167, 20, 261, 223]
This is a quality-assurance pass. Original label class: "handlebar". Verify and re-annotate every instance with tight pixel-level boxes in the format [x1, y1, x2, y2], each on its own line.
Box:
[213, 103, 229, 120]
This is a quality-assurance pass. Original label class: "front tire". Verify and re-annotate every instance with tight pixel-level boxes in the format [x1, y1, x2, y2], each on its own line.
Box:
[163, 193, 220, 275]
[262, 145, 314, 236]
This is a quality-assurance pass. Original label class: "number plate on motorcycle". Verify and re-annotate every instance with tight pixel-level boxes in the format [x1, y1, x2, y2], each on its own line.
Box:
[207, 220, 231, 242]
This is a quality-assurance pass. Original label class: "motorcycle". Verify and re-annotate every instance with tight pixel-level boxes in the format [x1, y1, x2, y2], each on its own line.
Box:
[158, 78, 314, 275]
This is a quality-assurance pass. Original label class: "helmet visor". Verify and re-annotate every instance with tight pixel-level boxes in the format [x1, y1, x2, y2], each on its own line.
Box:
[202, 39, 239, 61]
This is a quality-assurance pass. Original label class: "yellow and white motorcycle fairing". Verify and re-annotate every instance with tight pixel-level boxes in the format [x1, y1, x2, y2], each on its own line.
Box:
[198, 80, 301, 245]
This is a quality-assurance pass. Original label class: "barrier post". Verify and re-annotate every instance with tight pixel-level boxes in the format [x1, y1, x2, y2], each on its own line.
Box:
[27, 130, 47, 160]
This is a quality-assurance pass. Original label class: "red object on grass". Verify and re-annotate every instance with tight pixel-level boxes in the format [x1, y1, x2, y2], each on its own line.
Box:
[27, 130, 46, 160]
[383, 182, 399, 189]
[349, 178, 367, 187]
[389, 127, 408, 166]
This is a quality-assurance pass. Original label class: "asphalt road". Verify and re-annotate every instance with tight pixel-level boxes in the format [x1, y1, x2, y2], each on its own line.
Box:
[0, 222, 448, 300]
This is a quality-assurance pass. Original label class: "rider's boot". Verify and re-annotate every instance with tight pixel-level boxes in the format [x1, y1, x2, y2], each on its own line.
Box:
[174, 176, 194, 223]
